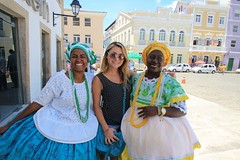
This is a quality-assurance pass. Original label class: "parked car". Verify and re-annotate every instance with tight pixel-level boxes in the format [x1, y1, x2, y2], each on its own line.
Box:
[192, 64, 216, 74]
[236, 68, 240, 74]
[162, 64, 174, 72]
[167, 63, 191, 72]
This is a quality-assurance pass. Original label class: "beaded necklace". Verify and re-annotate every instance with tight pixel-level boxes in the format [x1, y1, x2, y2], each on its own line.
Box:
[130, 72, 163, 128]
[69, 69, 89, 123]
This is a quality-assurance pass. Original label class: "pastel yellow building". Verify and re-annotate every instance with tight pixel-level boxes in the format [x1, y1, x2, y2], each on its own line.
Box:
[64, 9, 106, 64]
[104, 7, 193, 68]
[175, 0, 228, 66]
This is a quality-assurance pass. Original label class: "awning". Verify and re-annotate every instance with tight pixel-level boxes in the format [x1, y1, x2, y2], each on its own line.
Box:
[127, 52, 142, 59]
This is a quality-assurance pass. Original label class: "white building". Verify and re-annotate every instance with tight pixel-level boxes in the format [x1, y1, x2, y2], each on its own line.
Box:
[0, 0, 65, 123]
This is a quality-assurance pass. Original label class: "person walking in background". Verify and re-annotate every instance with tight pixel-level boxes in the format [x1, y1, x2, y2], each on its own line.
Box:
[7, 49, 18, 88]
[0, 42, 99, 160]
[121, 42, 201, 160]
[92, 42, 134, 160]
[0, 55, 7, 90]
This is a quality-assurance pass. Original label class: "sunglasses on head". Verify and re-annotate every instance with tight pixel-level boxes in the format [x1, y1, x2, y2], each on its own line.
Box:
[108, 52, 125, 60]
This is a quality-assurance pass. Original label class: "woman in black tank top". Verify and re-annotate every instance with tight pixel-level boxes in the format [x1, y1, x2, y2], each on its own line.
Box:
[92, 42, 135, 160]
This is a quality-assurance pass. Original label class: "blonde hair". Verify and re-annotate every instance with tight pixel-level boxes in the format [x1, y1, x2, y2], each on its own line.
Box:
[101, 42, 129, 86]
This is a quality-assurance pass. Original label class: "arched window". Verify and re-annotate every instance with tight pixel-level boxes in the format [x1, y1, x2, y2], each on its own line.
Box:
[140, 29, 145, 40]
[179, 31, 184, 42]
[170, 30, 175, 42]
[149, 29, 155, 41]
[159, 30, 166, 41]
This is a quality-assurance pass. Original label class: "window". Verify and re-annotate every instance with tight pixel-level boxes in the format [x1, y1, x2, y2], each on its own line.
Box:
[159, 30, 166, 41]
[149, 29, 155, 41]
[217, 38, 222, 46]
[195, 14, 201, 25]
[0, 19, 3, 30]
[85, 35, 91, 44]
[193, 37, 199, 45]
[233, 25, 238, 32]
[235, 10, 240, 18]
[73, 17, 80, 26]
[140, 29, 145, 40]
[170, 30, 175, 42]
[64, 17, 67, 25]
[0, 19, 3, 37]
[177, 54, 182, 63]
[128, 30, 130, 41]
[219, 17, 225, 26]
[124, 31, 126, 42]
[179, 31, 184, 42]
[85, 18, 91, 26]
[207, 15, 214, 26]
[231, 40, 236, 47]
[73, 34, 80, 42]
[64, 34, 68, 43]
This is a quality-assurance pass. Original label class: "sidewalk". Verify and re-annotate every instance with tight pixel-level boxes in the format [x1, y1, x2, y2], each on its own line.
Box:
[187, 95, 240, 160]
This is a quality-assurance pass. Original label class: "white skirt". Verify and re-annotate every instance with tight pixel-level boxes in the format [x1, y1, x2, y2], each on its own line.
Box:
[121, 107, 200, 160]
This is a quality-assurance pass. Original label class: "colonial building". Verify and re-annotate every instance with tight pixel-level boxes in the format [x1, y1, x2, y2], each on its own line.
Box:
[64, 9, 106, 65]
[224, 0, 240, 71]
[104, 7, 193, 69]
[0, 0, 64, 124]
[175, 0, 228, 66]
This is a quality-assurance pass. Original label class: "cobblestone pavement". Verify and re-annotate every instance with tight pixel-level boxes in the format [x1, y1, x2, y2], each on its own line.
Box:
[175, 72, 240, 160]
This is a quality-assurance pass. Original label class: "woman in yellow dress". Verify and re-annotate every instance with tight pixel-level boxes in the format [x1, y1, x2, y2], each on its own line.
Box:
[121, 42, 200, 160]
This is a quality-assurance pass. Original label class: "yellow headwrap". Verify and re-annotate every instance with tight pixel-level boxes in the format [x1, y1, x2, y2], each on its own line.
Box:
[142, 42, 171, 67]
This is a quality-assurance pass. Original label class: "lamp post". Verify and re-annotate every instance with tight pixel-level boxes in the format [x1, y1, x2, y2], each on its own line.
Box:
[53, 0, 81, 27]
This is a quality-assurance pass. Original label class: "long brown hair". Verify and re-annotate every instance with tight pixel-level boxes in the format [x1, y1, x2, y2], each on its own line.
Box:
[101, 41, 129, 86]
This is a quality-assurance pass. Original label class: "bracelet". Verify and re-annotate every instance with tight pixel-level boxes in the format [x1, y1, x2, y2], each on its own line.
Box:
[157, 107, 162, 116]
[161, 107, 166, 116]
[157, 107, 167, 116]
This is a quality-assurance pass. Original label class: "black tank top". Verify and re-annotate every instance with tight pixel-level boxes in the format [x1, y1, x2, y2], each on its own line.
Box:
[97, 73, 131, 125]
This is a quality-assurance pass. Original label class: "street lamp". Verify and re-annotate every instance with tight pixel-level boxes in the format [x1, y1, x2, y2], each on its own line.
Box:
[53, 0, 81, 26]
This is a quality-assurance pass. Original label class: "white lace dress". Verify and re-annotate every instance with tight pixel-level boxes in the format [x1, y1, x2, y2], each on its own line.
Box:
[33, 70, 98, 144]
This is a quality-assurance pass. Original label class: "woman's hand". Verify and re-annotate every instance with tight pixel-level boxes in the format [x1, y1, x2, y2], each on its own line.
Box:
[137, 106, 158, 119]
[104, 127, 119, 145]
[0, 125, 9, 135]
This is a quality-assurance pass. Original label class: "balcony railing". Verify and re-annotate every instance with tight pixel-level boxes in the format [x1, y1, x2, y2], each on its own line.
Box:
[138, 40, 146, 45]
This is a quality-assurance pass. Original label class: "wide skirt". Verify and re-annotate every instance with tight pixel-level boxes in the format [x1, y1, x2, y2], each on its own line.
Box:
[0, 115, 98, 160]
[121, 107, 201, 160]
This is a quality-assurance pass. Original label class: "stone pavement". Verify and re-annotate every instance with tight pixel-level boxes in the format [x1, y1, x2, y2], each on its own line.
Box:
[187, 94, 240, 160]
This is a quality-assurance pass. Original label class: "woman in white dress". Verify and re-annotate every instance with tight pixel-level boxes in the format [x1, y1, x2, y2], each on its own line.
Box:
[0, 42, 99, 160]
[121, 42, 201, 160]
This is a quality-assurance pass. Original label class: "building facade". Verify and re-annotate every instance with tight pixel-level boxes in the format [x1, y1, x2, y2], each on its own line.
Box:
[64, 9, 106, 65]
[0, 0, 64, 123]
[224, 0, 240, 71]
[104, 7, 193, 69]
[176, 0, 228, 67]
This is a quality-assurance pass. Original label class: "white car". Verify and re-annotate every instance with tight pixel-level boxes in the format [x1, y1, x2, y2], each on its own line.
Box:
[162, 64, 173, 72]
[236, 68, 240, 74]
[167, 63, 191, 72]
[192, 64, 216, 74]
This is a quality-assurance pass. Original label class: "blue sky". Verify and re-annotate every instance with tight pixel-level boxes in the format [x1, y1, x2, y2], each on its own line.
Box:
[64, 0, 183, 29]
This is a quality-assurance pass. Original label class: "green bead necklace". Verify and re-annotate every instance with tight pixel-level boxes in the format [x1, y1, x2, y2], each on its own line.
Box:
[69, 69, 89, 123]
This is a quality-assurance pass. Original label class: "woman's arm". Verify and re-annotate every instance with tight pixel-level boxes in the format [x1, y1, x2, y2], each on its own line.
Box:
[92, 76, 119, 144]
[0, 102, 42, 134]
[137, 104, 186, 119]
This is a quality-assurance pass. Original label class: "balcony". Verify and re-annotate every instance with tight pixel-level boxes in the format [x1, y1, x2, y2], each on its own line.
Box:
[178, 42, 185, 47]
[190, 45, 227, 52]
[169, 41, 176, 46]
[138, 40, 146, 45]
